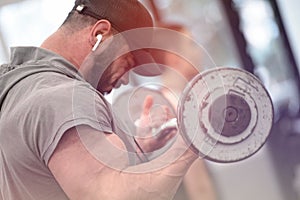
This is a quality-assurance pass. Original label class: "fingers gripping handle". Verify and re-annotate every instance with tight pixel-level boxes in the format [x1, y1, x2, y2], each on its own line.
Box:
[152, 118, 178, 136]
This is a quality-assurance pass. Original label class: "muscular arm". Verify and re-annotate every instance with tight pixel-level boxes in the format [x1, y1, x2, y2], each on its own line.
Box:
[48, 125, 197, 200]
[183, 160, 218, 200]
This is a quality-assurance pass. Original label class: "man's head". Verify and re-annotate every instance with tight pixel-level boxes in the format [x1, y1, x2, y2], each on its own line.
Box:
[55, 0, 158, 94]
[71, 0, 153, 32]
[62, 0, 154, 39]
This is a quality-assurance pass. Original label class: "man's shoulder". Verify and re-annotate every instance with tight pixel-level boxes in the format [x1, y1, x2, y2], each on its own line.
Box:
[31, 76, 96, 102]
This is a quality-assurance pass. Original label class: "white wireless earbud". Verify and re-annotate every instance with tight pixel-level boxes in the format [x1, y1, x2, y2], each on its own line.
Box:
[92, 34, 103, 51]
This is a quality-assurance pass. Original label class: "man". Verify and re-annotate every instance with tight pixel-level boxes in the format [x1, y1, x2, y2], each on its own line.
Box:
[0, 0, 197, 199]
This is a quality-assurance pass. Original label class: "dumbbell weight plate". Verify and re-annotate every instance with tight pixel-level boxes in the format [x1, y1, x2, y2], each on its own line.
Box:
[178, 67, 274, 163]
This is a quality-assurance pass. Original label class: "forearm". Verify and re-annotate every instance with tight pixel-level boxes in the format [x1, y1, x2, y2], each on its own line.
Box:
[183, 160, 218, 200]
[124, 149, 197, 199]
[49, 126, 197, 200]
[89, 137, 197, 200]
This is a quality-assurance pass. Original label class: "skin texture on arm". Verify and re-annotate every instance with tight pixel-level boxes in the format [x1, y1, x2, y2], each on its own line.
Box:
[48, 125, 197, 200]
[183, 161, 218, 200]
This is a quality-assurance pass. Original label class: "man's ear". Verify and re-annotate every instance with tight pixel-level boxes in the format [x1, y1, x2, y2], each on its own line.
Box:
[89, 19, 112, 47]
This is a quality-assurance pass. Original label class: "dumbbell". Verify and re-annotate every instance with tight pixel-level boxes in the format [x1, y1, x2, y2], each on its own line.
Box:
[112, 67, 274, 163]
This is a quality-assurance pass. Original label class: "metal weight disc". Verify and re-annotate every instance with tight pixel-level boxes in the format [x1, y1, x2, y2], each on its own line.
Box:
[209, 93, 252, 139]
[178, 67, 274, 163]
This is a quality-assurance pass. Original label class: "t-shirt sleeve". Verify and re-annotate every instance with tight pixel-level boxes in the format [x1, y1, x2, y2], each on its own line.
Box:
[30, 82, 113, 165]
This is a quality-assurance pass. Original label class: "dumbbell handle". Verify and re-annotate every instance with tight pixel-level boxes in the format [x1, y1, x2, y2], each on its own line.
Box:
[153, 118, 178, 137]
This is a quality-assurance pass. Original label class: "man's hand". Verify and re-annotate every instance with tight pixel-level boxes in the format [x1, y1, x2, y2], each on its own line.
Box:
[135, 95, 177, 153]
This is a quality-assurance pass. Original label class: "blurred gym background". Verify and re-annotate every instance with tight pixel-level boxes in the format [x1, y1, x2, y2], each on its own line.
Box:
[0, 0, 300, 199]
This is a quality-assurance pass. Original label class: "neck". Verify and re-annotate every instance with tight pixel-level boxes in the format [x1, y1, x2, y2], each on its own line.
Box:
[40, 27, 90, 69]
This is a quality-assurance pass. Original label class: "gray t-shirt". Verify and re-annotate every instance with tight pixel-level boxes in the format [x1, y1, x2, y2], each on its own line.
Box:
[0, 47, 133, 200]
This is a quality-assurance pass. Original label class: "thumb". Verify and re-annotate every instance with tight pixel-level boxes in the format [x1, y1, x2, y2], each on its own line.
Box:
[141, 95, 153, 116]
[137, 95, 153, 128]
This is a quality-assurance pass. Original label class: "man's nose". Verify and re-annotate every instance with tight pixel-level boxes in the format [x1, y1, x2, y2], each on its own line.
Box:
[120, 72, 129, 85]
[127, 53, 135, 69]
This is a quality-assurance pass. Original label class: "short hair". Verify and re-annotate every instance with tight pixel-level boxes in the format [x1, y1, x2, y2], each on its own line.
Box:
[60, 11, 118, 34]
[60, 11, 97, 33]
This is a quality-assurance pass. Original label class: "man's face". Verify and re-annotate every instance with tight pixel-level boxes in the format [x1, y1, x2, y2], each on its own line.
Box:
[97, 45, 135, 94]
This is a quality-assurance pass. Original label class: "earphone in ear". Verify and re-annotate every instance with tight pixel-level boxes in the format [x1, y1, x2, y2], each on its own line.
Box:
[92, 34, 103, 52]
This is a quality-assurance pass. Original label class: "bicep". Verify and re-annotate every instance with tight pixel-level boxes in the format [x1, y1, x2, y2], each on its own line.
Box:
[48, 125, 129, 199]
